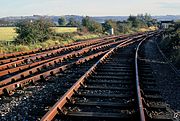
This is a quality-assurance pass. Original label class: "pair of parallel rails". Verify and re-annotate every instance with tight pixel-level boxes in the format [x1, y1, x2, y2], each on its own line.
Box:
[1, 31, 173, 121]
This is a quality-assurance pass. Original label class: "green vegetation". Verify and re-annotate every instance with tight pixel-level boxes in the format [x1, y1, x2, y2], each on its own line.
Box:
[15, 18, 54, 44]
[102, 14, 158, 34]
[0, 33, 101, 53]
[58, 17, 66, 26]
[0, 18, 98, 53]
[58, 17, 80, 27]
[0, 14, 158, 54]
[82, 16, 103, 33]
[160, 20, 180, 68]
[0, 27, 78, 41]
[67, 17, 80, 27]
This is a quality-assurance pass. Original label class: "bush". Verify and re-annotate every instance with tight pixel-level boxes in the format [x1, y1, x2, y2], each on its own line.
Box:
[82, 16, 103, 33]
[15, 18, 54, 44]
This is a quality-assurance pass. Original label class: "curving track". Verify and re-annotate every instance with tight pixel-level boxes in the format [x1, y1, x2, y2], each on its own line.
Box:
[41, 31, 174, 121]
[0, 33, 146, 96]
[0, 31, 175, 121]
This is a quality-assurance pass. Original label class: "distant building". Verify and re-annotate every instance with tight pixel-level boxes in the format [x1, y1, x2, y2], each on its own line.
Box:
[108, 28, 114, 35]
[160, 21, 174, 29]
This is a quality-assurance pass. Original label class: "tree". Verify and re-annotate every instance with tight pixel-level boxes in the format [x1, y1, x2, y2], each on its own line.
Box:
[127, 15, 147, 28]
[0, 20, 9, 26]
[82, 16, 103, 33]
[67, 17, 80, 27]
[82, 16, 91, 27]
[15, 18, 54, 44]
[58, 17, 66, 26]
[117, 21, 131, 34]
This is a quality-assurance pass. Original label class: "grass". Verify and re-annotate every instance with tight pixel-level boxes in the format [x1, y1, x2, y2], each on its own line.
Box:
[0, 27, 17, 41]
[0, 33, 101, 53]
[0, 26, 98, 53]
[0, 27, 78, 41]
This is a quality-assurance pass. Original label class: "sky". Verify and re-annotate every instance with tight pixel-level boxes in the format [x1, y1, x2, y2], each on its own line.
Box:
[0, 0, 180, 17]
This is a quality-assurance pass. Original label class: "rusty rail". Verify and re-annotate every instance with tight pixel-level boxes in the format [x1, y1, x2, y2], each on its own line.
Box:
[0, 37, 99, 59]
[134, 32, 157, 121]
[0, 38, 128, 87]
[0, 50, 107, 95]
[0, 34, 130, 71]
[40, 35, 145, 121]
[0, 38, 106, 64]
[0, 34, 140, 95]
[0, 38, 117, 77]
[0, 38, 104, 70]
[135, 38, 146, 121]
[0, 35, 123, 60]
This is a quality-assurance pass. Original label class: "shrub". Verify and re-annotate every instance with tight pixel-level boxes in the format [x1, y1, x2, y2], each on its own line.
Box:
[15, 18, 54, 44]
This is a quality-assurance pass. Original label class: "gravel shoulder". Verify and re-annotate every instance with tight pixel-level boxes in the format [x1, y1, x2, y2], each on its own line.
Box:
[144, 38, 180, 112]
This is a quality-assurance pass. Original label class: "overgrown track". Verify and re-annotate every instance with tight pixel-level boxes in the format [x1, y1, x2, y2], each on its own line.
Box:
[0, 35, 129, 61]
[0, 36, 113, 60]
[0, 33, 144, 96]
[0, 36, 121, 70]
[41, 32, 174, 121]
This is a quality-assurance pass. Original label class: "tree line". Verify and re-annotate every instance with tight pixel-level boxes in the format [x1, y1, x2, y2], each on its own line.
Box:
[15, 14, 158, 44]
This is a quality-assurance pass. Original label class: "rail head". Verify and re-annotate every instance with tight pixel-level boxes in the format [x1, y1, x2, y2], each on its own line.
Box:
[135, 37, 147, 121]
[40, 35, 146, 121]
[40, 44, 117, 121]
[134, 31, 159, 121]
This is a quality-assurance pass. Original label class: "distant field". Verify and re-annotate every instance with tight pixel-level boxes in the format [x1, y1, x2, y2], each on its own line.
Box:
[0, 27, 78, 41]
[53, 27, 77, 33]
[0, 27, 17, 41]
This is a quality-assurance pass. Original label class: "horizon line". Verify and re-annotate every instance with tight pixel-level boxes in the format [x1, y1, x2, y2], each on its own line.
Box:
[1, 14, 180, 19]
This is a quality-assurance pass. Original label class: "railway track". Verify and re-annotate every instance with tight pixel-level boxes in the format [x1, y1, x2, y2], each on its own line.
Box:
[0, 36, 110, 60]
[0, 33, 145, 120]
[0, 35, 126, 61]
[1, 31, 175, 121]
[40, 32, 174, 121]
[0, 33, 145, 96]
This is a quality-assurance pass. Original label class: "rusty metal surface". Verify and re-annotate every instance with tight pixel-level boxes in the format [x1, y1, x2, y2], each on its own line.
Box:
[135, 38, 146, 121]
[40, 31, 158, 121]
[0, 50, 106, 95]
[0, 38, 104, 70]
[0, 32, 158, 121]
[0, 35, 121, 60]
[40, 35, 145, 121]
[0, 34, 137, 96]
[0, 38, 117, 77]
[0, 34, 128, 71]
[0, 39, 123, 87]
[0, 37, 98, 59]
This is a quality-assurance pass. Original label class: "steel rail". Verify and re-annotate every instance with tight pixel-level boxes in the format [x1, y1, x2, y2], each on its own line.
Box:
[0, 40, 78, 59]
[0, 36, 136, 95]
[0, 33, 141, 61]
[0, 35, 123, 60]
[0, 34, 130, 70]
[0, 38, 107, 64]
[0, 38, 116, 77]
[0, 50, 107, 96]
[135, 38, 146, 121]
[0, 37, 131, 87]
[134, 32, 160, 121]
[0, 37, 110, 71]
[40, 36, 145, 121]
[0, 37, 101, 59]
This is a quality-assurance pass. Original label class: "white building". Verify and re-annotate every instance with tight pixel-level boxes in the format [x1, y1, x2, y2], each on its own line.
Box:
[160, 21, 174, 29]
